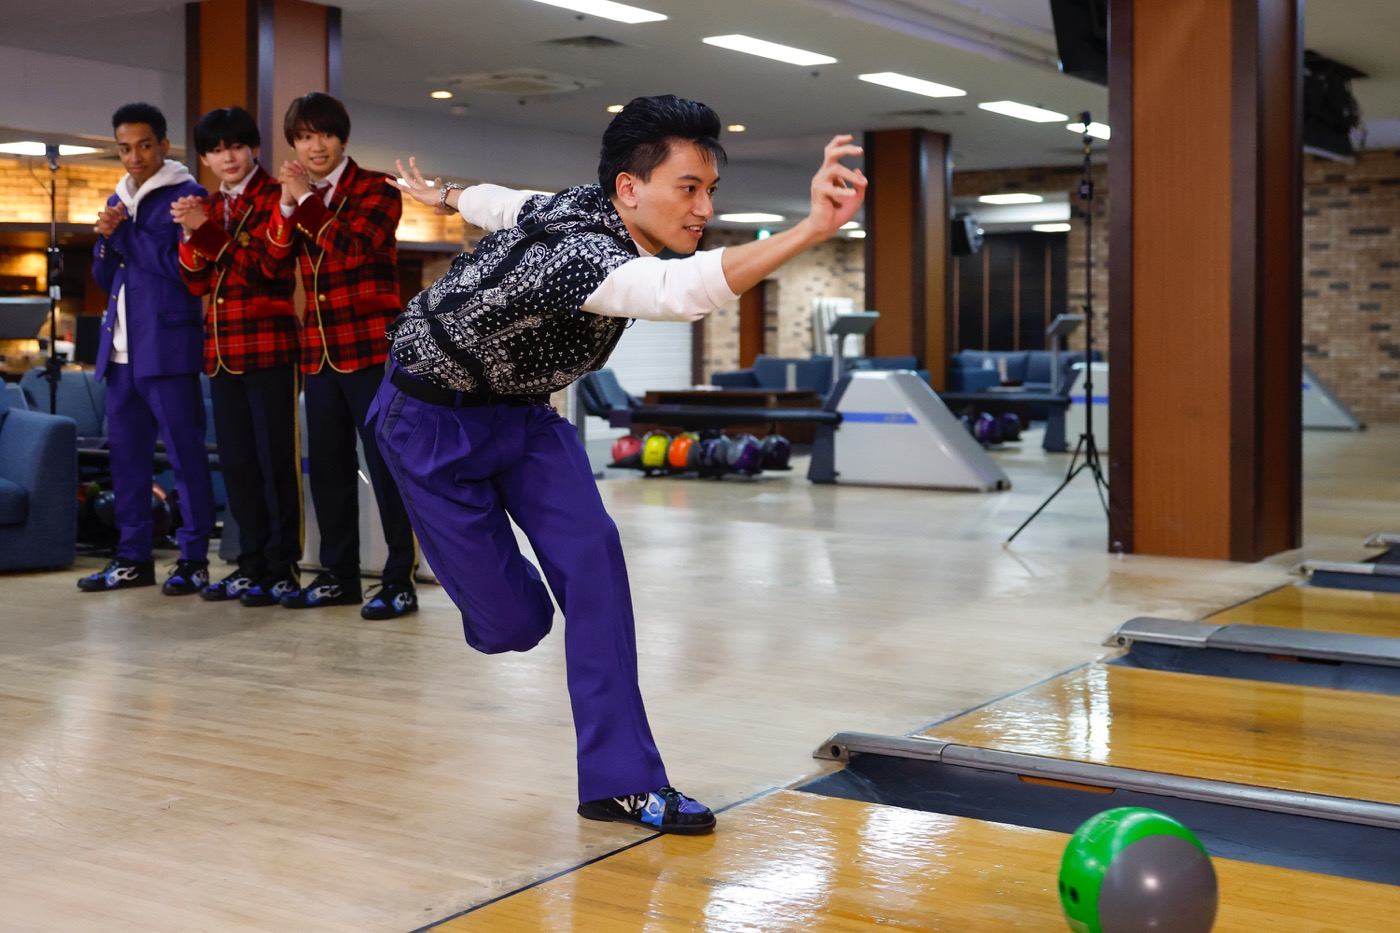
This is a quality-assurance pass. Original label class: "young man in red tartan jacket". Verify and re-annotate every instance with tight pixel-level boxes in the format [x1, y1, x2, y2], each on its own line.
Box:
[265, 92, 417, 619]
[174, 106, 302, 608]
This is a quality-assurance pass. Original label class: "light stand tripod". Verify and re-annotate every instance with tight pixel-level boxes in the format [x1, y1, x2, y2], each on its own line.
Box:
[42, 144, 64, 416]
[1006, 111, 1109, 545]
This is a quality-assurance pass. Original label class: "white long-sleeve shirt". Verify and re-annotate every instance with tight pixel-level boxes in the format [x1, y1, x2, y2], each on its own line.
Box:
[457, 184, 737, 322]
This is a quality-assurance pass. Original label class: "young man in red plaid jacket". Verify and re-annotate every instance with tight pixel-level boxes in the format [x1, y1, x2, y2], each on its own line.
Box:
[265, 92, 416, 619]
[175, 106, 302, 608]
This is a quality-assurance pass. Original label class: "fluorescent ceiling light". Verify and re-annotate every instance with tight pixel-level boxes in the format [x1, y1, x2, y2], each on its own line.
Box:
[1032, 223, 1072, 233]
[719, 212, 785, 223]
[526, 0, 666, 24]
[430, 90, 453, 100]
[978, 193, 1043, 205]
[606, 104, 625, 113]
[1067, 121, 1112, 140]
[858, 72, 965, 98]
[846, 229, 867, 239]
[0, 141, 100, 156]
[840, 221, 861, 229]
[979, 100, 1067, 123]
[703, 35, 836, 67]
[727, 124, 747, 133]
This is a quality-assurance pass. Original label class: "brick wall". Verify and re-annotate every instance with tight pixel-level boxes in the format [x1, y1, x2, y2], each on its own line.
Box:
[1302, 150, 1400, 422]
[699, 229, 864, 377]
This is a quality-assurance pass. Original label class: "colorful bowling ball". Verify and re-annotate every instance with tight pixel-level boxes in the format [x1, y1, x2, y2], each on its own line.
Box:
[725, 433, 763, 475]
[1059, 807, 1217, 933]
[640, 431, 671, 470]
[668, 432, 698, 470]
[699, 436, 729, 470]
[759, 434, 792, 469]
[611, 434, 643, 465]
[999, 412, 1023, 441]
[974, 412, 1002, 445]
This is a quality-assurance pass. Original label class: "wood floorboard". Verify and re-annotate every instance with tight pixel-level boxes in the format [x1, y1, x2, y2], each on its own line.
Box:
[430, 790, 1400, 932]
[1, 426, 1396, 930]
[923, 664, 1400, 804]
[1206, 583, 1400, 637]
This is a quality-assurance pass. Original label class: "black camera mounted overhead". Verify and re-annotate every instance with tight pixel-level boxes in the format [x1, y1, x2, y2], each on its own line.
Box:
[1303, 50, 1366, 162]
[1006, 110, 1109, 546]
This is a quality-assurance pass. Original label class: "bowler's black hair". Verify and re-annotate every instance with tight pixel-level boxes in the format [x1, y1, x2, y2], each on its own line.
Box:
[112, 102, 168, 141]
[283, 92, 351, 145]
[597, 95, 726, 197]
[193, 106, 261, 155]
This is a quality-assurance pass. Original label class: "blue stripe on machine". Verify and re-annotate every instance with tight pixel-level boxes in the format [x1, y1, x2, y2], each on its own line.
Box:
[841, 411, 918, 424]
[1070, 395, 1110, 405]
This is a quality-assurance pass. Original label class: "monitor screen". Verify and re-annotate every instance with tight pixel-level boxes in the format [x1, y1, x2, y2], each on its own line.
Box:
[1050, 0, 1109, 86]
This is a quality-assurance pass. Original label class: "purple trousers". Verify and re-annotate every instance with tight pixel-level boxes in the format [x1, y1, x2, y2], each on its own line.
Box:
[105, 364, 213, 562]
[372, 372, 669, 802]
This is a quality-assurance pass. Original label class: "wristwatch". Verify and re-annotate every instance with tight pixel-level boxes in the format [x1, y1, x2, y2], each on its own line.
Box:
[438, 181, 466, 210]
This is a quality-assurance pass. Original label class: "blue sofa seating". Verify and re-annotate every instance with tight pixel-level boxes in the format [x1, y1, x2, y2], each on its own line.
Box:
[711, 354, 931, 399]
[0, 384, 78, 571]
[948, 350, 1101, 394]
[712, 355, 835, 397]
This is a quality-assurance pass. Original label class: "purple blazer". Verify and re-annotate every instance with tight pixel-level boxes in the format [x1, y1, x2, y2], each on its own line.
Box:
[91, 177, 207, 380]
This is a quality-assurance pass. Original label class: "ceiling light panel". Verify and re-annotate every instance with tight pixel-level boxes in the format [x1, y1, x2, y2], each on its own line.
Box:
[978, 193, 1043, 204]
[526, 0, 666, 25]
[719, 212, 785, 223]
[978, 100, 1068, 123]
[1032, 223, 1072, 232]
[858, 72, 965, 98]
[1067, 122, 1112, 140]
[703, 35, 837, 67]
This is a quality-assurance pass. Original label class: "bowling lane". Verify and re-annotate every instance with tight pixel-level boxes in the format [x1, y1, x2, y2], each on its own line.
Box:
[426, 790, 1400, 931]
[1205, 584, 1400, 637]
[920, 665, 1400, 806]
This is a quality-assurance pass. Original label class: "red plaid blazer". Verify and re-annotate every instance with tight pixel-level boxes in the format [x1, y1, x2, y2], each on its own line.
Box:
[266, 158, 402, 374]
[180, 166, 299, 375]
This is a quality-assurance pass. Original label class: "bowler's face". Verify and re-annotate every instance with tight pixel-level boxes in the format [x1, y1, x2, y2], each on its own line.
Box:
[115, 123, 169, 189]
[626, 142, 718, 256]
[293, 129, 345, 181]
[200, 142, 259, 187]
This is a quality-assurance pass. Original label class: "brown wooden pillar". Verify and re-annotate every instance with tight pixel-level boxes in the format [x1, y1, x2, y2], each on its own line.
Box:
[186, 0, 341, 190]
[1108, 0, 1302, 560]
[863, 129, 951, 389]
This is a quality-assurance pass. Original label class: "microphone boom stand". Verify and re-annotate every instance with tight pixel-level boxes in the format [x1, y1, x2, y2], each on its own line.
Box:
[1006, 111, 1109, 545]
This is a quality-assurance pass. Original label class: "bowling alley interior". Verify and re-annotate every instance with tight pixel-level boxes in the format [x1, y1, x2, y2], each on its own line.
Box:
[3, 1, 1400, 930]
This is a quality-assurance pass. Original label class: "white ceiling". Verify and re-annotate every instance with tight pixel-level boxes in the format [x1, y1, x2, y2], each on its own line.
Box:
[1, 0, 1397, 226]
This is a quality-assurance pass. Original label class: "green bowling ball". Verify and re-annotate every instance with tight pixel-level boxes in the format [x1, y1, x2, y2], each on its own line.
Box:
[1058, 807, 1218, 933]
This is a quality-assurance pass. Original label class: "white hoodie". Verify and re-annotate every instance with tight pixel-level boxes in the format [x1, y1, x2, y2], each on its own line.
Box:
[110, 159, 196, 364]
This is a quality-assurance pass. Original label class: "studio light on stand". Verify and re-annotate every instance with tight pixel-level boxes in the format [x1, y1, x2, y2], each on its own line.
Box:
[1006, 111, 1109, 545]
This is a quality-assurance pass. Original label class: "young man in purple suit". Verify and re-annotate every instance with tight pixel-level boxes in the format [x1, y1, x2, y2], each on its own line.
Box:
[80, 102, 216, 596]
[383, 95, 866, 834]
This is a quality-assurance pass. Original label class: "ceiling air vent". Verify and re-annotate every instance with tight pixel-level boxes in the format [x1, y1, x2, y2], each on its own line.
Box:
[438, 69, 600, 96]
[543, 35, 627, 49]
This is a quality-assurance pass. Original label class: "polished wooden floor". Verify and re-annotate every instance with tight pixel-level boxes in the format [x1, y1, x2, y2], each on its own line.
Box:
[923, 663, 1400, 803]
[433, 791, 1400, 932]
[1, 425, 1396, 931]
[1207, 582, 1400, 637]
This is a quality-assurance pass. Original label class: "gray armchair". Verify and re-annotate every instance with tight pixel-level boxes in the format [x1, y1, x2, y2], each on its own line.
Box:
[0, 385, 78, 571]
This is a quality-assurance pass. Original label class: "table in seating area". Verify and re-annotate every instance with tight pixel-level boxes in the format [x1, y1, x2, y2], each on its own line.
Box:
[635, 388, 823, 444]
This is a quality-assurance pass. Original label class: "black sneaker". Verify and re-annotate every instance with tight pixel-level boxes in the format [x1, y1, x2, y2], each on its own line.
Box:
[162, 559, 210, 596]
[77, 557, 156, 592]
[360, 580, 418, 620]
[201, 565, 259, 601]
[577, 786, 716, 835]
[279, 570, 361, 609]
[240, 567, 301, 607]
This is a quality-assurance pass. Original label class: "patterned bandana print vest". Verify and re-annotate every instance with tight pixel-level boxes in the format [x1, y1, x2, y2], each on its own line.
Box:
[388, 185, 637, 395]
